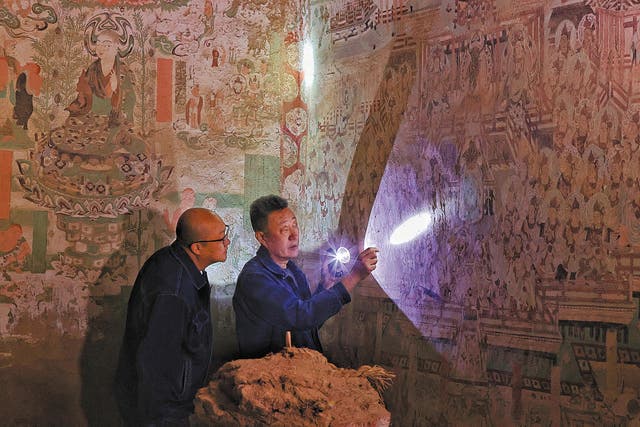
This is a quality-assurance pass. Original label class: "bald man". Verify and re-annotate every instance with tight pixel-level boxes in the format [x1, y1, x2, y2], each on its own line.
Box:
[115, 208, 230, 426]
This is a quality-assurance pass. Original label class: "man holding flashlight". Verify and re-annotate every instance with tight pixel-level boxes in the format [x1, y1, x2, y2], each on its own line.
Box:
[233, 194, 378, 359]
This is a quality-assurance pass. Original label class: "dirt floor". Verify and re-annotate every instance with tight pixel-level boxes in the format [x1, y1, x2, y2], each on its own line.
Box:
[193, 347, 392, 427]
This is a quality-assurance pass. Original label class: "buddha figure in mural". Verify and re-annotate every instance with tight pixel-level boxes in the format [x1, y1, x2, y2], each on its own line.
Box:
[67, 27, 135, 127]
[17, 12, 171, 282]
[19, 12, 170, 219]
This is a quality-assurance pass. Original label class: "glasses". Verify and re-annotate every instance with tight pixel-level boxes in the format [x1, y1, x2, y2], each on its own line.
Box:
[190, 225, 229, 246]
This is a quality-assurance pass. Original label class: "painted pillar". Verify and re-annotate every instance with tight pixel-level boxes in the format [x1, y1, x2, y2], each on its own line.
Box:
[156, 58, 173, 122]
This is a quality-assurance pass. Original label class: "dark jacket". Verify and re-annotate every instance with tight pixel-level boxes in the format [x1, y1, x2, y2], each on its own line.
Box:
[233, 245, 351, 359]
[114, 241, 212, 425]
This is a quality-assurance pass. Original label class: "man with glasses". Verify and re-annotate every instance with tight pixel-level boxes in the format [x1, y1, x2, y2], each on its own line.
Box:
[115, 208, 230, 426]
[233, 194, 378, 359]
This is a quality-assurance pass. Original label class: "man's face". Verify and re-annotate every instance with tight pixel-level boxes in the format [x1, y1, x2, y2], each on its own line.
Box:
[95, 32, 118, 60]
[258, 207, 299, 267]
[197, 216, 229, 265]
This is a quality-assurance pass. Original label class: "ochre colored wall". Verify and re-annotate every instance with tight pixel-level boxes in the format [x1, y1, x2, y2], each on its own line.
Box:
[2, 0, 640, 425]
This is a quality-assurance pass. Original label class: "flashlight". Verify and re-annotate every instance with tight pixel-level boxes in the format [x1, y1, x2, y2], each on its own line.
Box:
[335, 246, 351, 264]
[326, 246, 352, 278]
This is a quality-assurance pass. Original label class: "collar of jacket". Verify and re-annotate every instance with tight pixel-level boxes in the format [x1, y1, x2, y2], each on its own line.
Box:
[256, 245, 295, 280]
[170, 240, 209, 290]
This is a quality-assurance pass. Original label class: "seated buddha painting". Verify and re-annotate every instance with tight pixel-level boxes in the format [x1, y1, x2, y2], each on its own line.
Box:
[17, 11, 170, 219]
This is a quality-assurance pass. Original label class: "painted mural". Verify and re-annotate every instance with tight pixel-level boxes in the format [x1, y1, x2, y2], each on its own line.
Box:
[3, 0, 640, 425]
[317, 0, 640, 426]
[0, 0, 300, 424]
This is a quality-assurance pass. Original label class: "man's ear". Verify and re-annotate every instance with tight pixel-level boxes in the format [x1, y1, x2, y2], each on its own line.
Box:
[189, 243, 201, 256]
[255, 231, 267, 246]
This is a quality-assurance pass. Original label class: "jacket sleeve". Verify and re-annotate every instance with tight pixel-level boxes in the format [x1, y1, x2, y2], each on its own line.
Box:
[136, 294, 189, 422]
[235, 270, 351, 331]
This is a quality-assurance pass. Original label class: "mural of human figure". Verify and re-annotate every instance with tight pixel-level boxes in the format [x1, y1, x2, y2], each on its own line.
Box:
[185, 84, 203, 129]
[211, 48, 220, 67]
[13, 72, 32, 129]
[20, 11, 168, 220]
[67, 25, 134, 127]
[0, 39, 17, 126]
[0, 37, 41, 137]
[205, 89, 225, 134]
[0, 223, 31, 277]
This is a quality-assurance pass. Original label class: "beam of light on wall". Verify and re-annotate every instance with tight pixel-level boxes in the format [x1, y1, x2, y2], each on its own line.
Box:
[389, 212, 432, 245]
[363, 154, 449, 341]
[302, 39, 315, 89]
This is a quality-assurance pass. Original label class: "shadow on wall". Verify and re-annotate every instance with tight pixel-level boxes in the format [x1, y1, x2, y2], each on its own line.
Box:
[79, 240, 133, 426]
[211, 292, 239, 371]
[79, 207, 169, 426]
[79, 270, 130, 427]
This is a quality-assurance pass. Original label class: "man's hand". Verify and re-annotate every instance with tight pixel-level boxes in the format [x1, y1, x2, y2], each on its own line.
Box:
[319, 257, 339, 290]
[341, 247, 379, 292]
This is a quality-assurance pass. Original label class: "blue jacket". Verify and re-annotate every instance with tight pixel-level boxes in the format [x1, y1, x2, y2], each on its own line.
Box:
[233, 245, 351, 358]
[114, 241, 212, 424]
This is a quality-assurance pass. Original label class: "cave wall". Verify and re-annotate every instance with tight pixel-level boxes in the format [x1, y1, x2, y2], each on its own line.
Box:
[1, 0, 640, 425]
